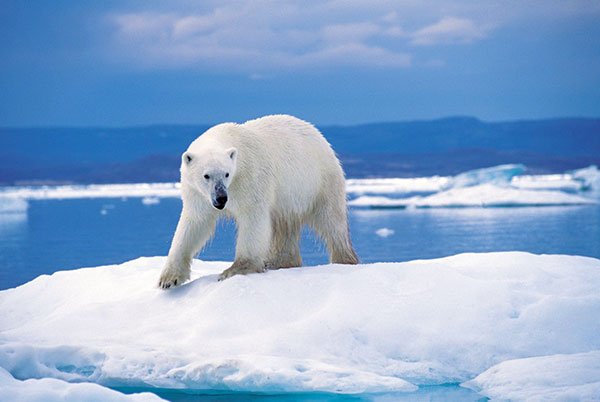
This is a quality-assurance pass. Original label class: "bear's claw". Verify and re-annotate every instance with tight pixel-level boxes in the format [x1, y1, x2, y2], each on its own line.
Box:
[158, 270, 187, 289]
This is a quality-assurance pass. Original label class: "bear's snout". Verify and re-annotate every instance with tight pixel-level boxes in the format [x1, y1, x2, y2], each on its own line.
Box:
[212, 184, 228, 210]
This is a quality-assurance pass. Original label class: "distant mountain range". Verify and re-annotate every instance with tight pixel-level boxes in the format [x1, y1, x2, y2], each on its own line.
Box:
[1, 117, 599, 185]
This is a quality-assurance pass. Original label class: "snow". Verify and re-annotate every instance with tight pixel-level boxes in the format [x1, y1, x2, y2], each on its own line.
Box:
[1, 252, 599, 400]
[0, 367, 165, 402]
[463, 351, 600, 401]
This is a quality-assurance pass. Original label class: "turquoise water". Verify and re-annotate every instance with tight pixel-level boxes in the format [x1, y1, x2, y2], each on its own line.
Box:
[116, 384, 487, 401]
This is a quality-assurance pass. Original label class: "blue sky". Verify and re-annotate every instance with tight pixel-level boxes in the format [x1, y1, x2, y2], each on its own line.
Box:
[1, 0, 599, 126]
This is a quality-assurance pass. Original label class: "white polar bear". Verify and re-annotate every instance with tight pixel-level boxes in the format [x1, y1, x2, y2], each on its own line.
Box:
[158, 114, 359, 288]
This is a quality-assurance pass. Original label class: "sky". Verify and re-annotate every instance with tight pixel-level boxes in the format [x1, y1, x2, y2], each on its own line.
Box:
[1, 0, 599, 126]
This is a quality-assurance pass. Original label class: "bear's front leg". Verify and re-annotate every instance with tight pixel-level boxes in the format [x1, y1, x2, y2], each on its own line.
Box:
[218, 211, 271, 281]
[159, 211, 216, 289]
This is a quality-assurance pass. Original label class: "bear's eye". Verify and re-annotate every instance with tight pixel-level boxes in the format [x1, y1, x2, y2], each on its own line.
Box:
[204, 174, 210, 180]
[225, 173, 229, 178]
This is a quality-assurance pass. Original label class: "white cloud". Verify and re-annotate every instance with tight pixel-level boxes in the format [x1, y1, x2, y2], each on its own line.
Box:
[410, 16, 486, 46]
[106, 0, 595, 71]
[107, 2, 411, 71]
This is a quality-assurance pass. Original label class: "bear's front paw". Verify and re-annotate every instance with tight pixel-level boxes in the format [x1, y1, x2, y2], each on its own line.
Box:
[158, 266, 189, 289]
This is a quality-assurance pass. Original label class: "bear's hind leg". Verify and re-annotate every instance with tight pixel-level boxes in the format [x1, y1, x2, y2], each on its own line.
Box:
[311, 196, 359, 265]
[266, 215, 302, 270]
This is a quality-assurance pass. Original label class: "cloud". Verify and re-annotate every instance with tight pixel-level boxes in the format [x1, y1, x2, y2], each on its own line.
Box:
[410, 16, 486, 46]
[107, 3, 411, 71]
[106, 0, 595, 71]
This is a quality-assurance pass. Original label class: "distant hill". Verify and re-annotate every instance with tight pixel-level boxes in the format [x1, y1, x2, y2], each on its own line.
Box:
[1, 117, 599, 184]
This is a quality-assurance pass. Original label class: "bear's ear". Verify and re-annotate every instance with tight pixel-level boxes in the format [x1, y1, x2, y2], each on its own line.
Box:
[226, 147, 237, 162]
[182, 152, 193, 165]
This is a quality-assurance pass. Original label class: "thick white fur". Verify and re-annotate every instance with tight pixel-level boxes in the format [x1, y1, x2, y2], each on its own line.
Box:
[158, 115, 358, 288]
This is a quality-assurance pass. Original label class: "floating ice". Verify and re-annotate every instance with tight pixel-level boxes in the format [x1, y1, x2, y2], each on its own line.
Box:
[571, 165, 600, 196]
[349, 184, 597, 208]
[1, 252, 599, 399]
[442, 164, 526, 189]
[141, 197, 160, 205]
[375, 228, 394, 237]
[0, 183, 181, 200]
[0, 197, 28, 213]
[0, 367, 165, 402]
[346, 177, 449, 195]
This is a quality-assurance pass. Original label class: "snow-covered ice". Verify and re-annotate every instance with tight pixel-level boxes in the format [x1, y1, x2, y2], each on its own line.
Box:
[463, 351, 600, 401]
[0, 367, 165, 402]
[348, 165, 600, 208]
[1, 252, 599, 400]
[442, 163, 525, 189]
[0, 182, 181, 200]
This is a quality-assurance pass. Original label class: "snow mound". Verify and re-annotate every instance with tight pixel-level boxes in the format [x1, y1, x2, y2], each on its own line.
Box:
[463, 351, 600, 401]
[0, 367, 165, 402]
[1, 252, 599, 399]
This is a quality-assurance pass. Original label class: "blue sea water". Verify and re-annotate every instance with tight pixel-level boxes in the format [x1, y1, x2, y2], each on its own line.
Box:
[1, 197, 599, 290]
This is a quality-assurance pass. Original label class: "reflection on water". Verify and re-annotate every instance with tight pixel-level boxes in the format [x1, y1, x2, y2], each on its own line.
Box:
[350, 206, 600, 264]
[0, 198, 599, 290]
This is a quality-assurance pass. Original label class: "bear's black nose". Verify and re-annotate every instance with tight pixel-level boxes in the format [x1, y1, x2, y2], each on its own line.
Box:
[213, 194, 227, 209]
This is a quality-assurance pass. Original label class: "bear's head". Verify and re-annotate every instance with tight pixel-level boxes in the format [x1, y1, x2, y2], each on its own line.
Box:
[181, 146, 237, 210]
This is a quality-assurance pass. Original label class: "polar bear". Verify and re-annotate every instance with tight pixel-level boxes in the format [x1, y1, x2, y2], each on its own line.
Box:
[158, 114, 359, 288]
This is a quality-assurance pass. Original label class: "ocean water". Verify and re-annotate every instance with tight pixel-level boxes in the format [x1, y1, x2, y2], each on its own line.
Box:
[1, 197, 599, 290]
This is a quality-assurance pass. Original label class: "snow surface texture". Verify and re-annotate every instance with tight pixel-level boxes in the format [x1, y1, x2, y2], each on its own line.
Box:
[1, 252, 599, 400]
[463, 351, 600, 401]
[1, 165, 598, 209]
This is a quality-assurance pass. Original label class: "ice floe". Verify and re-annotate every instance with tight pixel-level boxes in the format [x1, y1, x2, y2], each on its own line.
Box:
[1, 252, 599, 400]
[0, 367, 165, 402]
[348, 165, 600, 208]
[0, 197, 28, 213]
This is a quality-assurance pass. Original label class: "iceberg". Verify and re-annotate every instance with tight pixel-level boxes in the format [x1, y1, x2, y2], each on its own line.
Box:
[1, 252, 599, 400]
[441, 164, 526, 189]
[571, 165, 600, 196]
